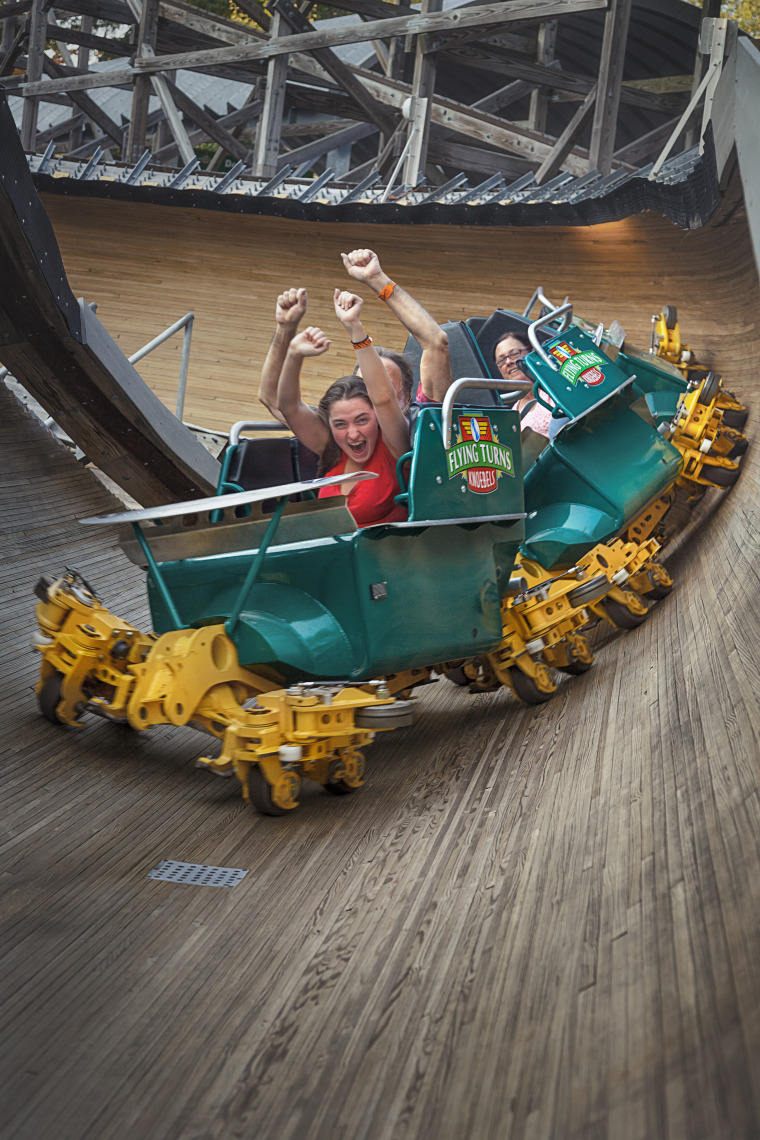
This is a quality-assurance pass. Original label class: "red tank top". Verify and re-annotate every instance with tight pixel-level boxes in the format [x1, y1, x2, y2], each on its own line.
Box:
[318, 434, 408, 528]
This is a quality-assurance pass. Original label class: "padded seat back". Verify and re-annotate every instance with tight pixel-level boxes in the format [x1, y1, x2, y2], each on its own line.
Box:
[403, 321, 499, 408]
[225, 436, 296, 492]
[470, 310, 551, 378]
[220, 436, 320, 509]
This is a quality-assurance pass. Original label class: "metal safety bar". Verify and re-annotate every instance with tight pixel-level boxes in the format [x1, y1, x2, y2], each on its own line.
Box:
[527, 302, 574, 371]
[441, 378, 530, 449]
[228, 420, 294, 446]
[128, 312, 194, 419]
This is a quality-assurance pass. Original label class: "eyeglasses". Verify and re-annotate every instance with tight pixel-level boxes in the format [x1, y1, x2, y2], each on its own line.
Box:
[495, 349, 528, 368]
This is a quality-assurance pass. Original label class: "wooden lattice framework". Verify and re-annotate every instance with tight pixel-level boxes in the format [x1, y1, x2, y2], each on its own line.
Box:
[0, 0, 729, 193]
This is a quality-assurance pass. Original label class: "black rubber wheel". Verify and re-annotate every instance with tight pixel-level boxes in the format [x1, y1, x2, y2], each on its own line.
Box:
[726, 438, 748, 460]
[248, 766, 287, 816]
[445, 665, 471, 687]
[721, 408, 748, 431]
[697, 371, 721, 406]
[701, 462, 740, 488]
[325, 753, 365, 796]
[508, 666, 556, 705]
[38, 671, 65, 724]
[324, 779, 357, 796]
[599, 596, 648, 630]
[559, 661, 593, 676]
[662, 305, 678, 330]
[645, 567, 674, 601]
[567, 573, 611, 609]
[558, 650, 593, 676]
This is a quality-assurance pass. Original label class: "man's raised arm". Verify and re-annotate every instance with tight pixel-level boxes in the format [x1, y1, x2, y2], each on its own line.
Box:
[341, 248, 453, 403]
[258, 287, 308, 424]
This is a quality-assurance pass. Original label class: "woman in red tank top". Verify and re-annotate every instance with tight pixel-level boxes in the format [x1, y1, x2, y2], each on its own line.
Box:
[276, 266, 411, 529]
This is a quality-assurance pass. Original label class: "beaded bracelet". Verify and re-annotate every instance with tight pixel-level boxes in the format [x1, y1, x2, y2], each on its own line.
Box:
[377, 281, 396, 302]
[352, 335, 372, 350]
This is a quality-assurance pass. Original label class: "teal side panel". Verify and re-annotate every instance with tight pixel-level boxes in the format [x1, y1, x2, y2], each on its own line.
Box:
[233, 583, 358, 676]
[522, 326, 633, 421]
[615, 349, 688, 397]
[148, 519, 524, 682]
[351, 522, 524, 676]
[408, 405, 523, 522]
[521, 503, 620, 569]
[521, 405, 683, 570]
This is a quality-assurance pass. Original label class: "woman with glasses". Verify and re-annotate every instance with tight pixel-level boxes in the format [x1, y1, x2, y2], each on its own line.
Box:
[494, 332, 554, 438]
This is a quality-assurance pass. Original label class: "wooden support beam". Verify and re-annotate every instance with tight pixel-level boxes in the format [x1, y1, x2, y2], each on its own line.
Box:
[0, 22, 26, 76]
[354, 66, 592, 175]
[125, 1, 611, 80]
[43, 56, 125, 147]
[231, 0, 270, 32]
[588, 0, 633, 175]
[403, 0, 441, 185]
[148, 71, 197, 165]
[613, 117, 681, 166]
[126, 0, 160, 163]
[303, 0, 416, 18]
[18, 1, 612, 100]
[162, 76, 250, 161]
[273, 0, 396, 136]
[252, 8, 289, 177]
[426, 136, 531, 180]
[123, 0, 197, 166]
[440, 44, 686, 116]
[472, 78, 534, 115]
[426, 26, 536, 55]
[533, 81, 596, 184]
[0, 0, 31, 18]
[152, 102, 260, 164]
[278, 119, 376, 170]
[20, 0, 45, 151]
[528, 19, 556, 132]
[43, 22, 132, 55]
[158, 0, 266, 46]
[36, 110, 87, 145]
[281, 117, 355, 138]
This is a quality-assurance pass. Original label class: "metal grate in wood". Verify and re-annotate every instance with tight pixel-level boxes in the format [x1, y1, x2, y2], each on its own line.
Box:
[146, 860, 248, 887]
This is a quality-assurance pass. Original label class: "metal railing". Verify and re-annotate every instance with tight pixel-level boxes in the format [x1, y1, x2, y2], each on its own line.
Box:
[127, 311, 194, 419]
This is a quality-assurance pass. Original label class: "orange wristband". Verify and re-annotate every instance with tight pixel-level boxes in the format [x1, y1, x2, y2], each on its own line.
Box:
[377, 280, 396, 302]
[352, 335, 372, 350]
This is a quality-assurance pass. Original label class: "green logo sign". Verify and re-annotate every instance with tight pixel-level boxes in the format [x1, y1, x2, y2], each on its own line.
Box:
[560, 350, 606, 385]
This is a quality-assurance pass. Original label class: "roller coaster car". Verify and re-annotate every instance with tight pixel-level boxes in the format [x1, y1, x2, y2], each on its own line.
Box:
[32, 296, 744, 815]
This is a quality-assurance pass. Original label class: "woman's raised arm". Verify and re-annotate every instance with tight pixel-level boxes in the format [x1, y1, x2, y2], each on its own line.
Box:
[333, 289, 411, 460]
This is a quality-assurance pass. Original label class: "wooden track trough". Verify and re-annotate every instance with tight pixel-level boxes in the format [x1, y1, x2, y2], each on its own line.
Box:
[2, 179, 760, 1138]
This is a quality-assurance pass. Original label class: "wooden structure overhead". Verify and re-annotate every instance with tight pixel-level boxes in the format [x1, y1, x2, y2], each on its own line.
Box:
[0, 0, 734, 207]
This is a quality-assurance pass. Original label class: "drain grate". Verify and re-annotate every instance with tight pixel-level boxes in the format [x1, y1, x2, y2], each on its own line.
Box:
[147, 860, 248, 887]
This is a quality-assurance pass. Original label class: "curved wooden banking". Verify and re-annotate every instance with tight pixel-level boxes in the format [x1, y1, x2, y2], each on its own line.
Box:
[2, 190, 760, 1138]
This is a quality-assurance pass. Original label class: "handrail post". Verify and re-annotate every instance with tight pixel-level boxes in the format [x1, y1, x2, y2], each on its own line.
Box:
[225, 496, 289, 638]
[175, 316, 194, 419]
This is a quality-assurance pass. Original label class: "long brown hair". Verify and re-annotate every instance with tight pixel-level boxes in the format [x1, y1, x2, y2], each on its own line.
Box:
[316, 376, 374, 475]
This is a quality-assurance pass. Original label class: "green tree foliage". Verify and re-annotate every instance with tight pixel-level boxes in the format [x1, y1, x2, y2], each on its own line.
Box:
[685, 0, 760, 36]
[722, 0, 760, 34]
[184, 0, 348, 21]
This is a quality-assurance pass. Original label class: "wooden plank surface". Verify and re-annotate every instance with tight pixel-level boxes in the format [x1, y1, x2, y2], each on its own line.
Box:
[1, 194, 760, 1140]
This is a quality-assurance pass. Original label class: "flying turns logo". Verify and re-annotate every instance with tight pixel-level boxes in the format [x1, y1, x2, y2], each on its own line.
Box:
[447, 415, 514, 494]
[549, 341, 606, 386]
